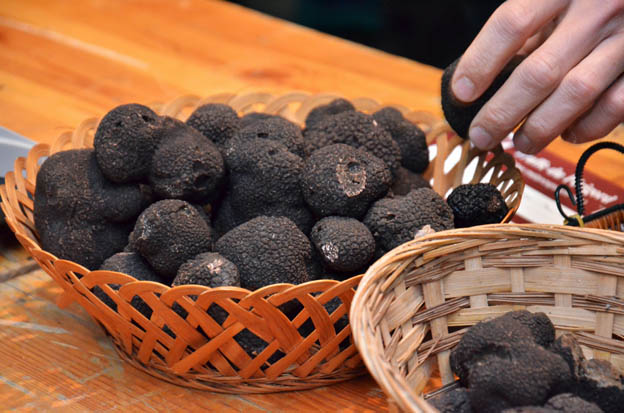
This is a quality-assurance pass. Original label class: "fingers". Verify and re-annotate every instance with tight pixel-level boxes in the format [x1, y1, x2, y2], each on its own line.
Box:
[514, 31, 624, 153]
[452, 0, 569, 102]
[469, 1, 608, 150]
[562, 74, 624, 143]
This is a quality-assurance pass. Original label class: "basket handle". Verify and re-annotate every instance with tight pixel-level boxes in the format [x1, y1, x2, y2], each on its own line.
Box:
[555, 141, 624, 226]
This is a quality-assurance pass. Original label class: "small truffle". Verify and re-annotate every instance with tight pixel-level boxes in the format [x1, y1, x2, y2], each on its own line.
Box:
[427, 387, 472, 413]
[373, 107, 429, 173]
[441, 55, 525, 139]
[186, 103, 240, 147]
[301, 144, 392, 219]
[148, 119, 225, 203]
[34, 149, 143, 269]
[304, 111, 402, 176]
[234, 116, 305, 158]
[391, 167, 430, 196]
[94, 103, 161, 183]
[447, 183, 509, 228]
[172, 252, 240, 288]
[239, 112, 277, 128]
[128, 199, 215, 283]
[305, 98, 355, 129]
[545, 393, 604, 413]
[574, 358, 624, 413]
[467, 343, 572, 413]
[363, 188, 454, 257]
[215, 216, 314, 290]
[310, 216, 375, 273]
[224, 138, 313, 233]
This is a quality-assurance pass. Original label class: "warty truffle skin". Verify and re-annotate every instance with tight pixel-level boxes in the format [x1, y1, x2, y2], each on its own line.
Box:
[223, 138, 313, 233]
[427, 387, 472, 413]
[185, 103, 240, 147]
[34, 149, 144, 269]
[305, 98, 355, 129]
[239, 112, 278, 128]
[94, 103, 161, 183]
[148, 118, 225, 203]
[172, 252, 240, 288]
[544, 393, 604, 413]
[215, 216, 314, 290]
[467, 343, 572, 413]
[233, 116, 306, 158]
[441, 55, 525, 139]
[391, 167, 430, 196]
[304, 111, 402, 177]
[363, 188, 454, 257]
[447, 183, 509, 228]
[301, 143, 392, 219]
[574, 358, 624, 413]
[372, 107, 429, 173]
[128, 199, 215, 283]
[310, 216, 375, 273]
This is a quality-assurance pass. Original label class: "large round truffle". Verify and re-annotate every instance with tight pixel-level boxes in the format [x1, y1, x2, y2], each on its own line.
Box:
[94, 103, 161, 183]
[304, 111, 402, 176]
[363, 188, 454, 257]
[215, 216, 314, 290]
[305, 98, 355, 129]
[128, 199, 215, 283]
[186, 103, 240, 147]
[447, 183, 509, 228]
[310, 216, 375, 273]
[233, 116, 305, 158]
[441, 55, 525, 139]
[148, 119, 225, 203]
[301, 143, 391, 219]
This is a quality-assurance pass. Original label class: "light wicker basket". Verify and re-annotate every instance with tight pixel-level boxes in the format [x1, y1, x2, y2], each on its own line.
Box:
[0, 92, 523, 393]
[350, 223, 624, 412]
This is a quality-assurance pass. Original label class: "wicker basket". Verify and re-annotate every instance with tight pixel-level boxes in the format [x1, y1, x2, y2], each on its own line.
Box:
[350, 223, 624, 412]
[0, 92, 523, 393]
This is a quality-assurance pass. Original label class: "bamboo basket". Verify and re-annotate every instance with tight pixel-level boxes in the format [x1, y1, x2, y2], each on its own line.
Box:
[350, 223, 624, 412]
[0, 92, 524, 393]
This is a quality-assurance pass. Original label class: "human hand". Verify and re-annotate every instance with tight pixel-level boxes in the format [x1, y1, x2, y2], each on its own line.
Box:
[451, 0, 624, 154]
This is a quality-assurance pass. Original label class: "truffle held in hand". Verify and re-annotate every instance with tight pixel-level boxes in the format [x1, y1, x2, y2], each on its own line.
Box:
[34, 149, 144, 269]
[128, 199, 215, 283]
[302, 143, 392, 219]
[441, 55, 525, 139]
[447, 183, 509, 228]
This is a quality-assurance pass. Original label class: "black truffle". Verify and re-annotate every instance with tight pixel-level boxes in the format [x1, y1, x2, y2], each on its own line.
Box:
[239, 112, 277, 128]
[467, 343, 571, 413]
[574, 358, 624, 413]
[172, 252, 240, 288]
[148, 119, 225, 203]
[301, 143, 391, 219]
[428, 387, 472, 413]
[304, 111, 402, 176]
[450, 310, 555, 385]
[223, 138, 313, 233]
[310, 216, 375, 273]
[545, 393, 604, 413]
[373, 107, 429, 173]
[34, 149, 143, 269]
[234, 116, 305, 158]
[441, 55, 525, 139]
[305, 98, 355, 129]
[363, 188, 454, 257]
[94, 103, 161, 183]
[447, 183, 509, 228]
[215, 216, 314, 290]
[391, 167, 430, 196]
[128, 199, 215, 283]
[186, 103, 240, 147]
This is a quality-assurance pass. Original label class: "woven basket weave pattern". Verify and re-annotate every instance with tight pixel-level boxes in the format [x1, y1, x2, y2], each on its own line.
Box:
[351, 224, 624, 412]
[1, 92, 523, 393]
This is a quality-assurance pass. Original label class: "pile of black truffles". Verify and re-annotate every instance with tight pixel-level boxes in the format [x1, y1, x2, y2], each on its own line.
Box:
[33, 99, 509, 361]
[428, 311, 624, 413]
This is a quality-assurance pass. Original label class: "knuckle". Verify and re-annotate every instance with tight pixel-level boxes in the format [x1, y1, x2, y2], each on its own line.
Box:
[602, 86, 624, 117]
[483, 104, 515, 130]
[563, 74, 601, 102]
[519, 54, 561, 90]
[493, 2, 535, 40]
[603, 0, 624, 17]
[524, 118, 553, 142]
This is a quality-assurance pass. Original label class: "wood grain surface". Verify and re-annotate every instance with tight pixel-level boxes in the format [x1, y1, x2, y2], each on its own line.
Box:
[0, 0, 621, 411]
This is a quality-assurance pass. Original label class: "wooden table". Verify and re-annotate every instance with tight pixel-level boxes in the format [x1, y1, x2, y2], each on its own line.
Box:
[0, 0, 622, 411]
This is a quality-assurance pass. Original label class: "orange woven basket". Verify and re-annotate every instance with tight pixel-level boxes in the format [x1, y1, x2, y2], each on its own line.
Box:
[0, 92, 524, 393]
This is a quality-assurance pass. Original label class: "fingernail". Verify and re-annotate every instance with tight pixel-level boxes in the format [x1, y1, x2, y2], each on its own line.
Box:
[452, 76, 475, 102]
[469, 126, 493, 149]
[563, 131, 579, 144]
[514, 132, 534, 153]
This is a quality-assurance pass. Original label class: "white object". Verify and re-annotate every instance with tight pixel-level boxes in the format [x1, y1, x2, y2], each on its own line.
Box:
[0, 126, 35, 177]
